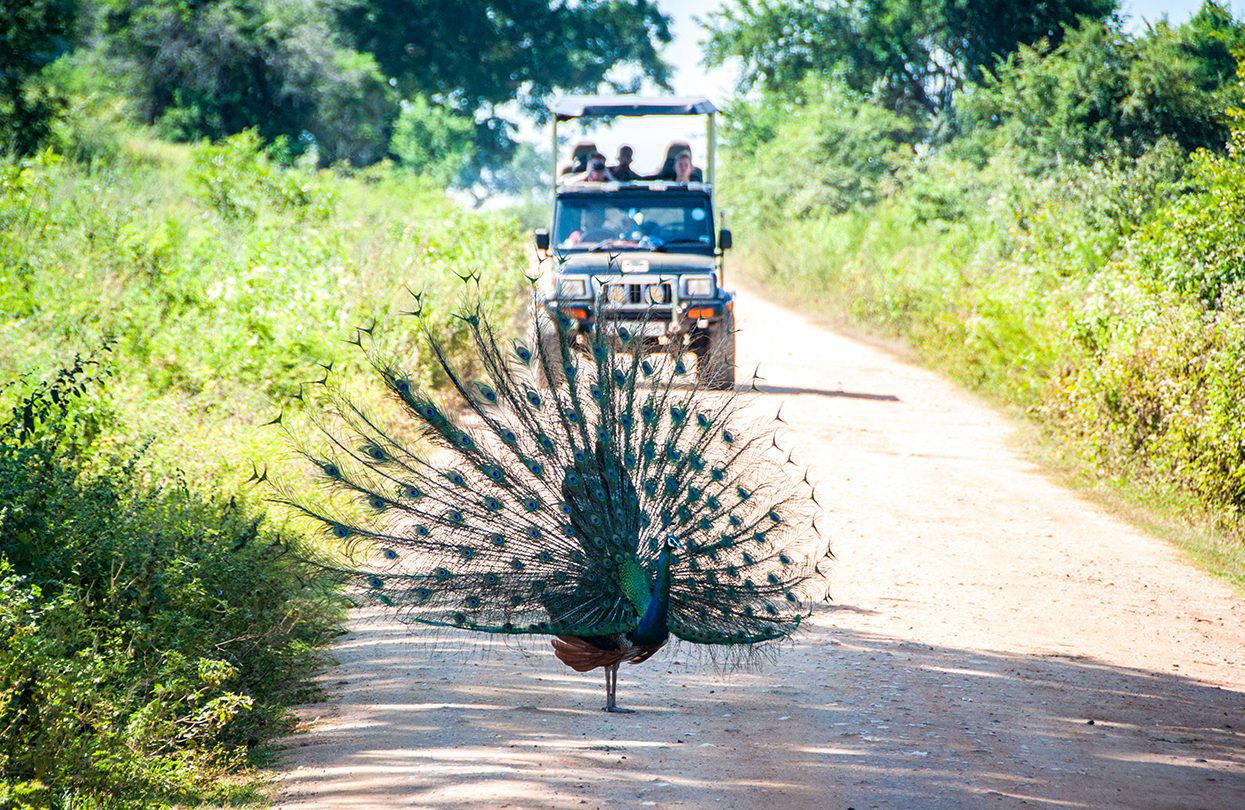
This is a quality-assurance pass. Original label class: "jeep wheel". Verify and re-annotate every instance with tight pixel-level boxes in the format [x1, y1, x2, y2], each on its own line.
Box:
[699, 314, 736, 391]
[534, 322, 568, 388]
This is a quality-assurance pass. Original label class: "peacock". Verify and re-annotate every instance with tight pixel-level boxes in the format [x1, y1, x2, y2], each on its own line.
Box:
[278, 292, 831, 712]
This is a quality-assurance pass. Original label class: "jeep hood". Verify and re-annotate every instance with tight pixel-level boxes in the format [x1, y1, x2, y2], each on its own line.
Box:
[556, 252, 714, 274]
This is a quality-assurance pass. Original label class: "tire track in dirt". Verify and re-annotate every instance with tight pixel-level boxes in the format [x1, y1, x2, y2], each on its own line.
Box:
[277, 282, 1243, 809]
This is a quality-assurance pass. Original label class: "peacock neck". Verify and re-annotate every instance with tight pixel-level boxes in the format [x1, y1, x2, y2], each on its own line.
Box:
[631, 548, 672, 647]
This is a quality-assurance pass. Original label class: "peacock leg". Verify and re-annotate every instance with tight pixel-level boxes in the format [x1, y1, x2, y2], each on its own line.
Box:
[603, 664, 634, 713]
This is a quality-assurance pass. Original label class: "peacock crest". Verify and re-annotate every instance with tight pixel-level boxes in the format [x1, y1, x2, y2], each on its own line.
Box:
[277, 290, 831, 709]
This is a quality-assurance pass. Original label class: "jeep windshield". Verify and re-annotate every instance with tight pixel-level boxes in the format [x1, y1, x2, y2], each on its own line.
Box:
[554, 194, 714, 254]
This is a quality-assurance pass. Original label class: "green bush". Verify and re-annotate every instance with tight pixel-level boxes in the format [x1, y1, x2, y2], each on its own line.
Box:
[0, 358, 341, 807]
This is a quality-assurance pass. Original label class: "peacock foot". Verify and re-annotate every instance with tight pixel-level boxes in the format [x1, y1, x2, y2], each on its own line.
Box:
[603, 705, 636, 714]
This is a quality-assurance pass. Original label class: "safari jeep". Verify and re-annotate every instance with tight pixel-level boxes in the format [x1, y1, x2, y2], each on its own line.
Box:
[533, 96, 736, 390]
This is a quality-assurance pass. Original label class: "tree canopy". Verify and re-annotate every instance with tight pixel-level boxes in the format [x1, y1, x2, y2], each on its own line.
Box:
[73, 0, 672, 174]
[703, 0, 1116, 123]
[1, 0, 80, 153]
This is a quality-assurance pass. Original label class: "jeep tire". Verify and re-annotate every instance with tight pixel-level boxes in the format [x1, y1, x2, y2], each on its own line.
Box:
[699, 312, 736, 390]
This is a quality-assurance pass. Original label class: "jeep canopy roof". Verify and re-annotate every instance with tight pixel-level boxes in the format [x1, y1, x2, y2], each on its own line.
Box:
[550, 95, 719, 120]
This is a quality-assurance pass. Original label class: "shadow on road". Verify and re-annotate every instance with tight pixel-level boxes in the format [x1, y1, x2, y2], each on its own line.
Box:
[278, 613, 1244, 808]
[740, 383, 901, 402]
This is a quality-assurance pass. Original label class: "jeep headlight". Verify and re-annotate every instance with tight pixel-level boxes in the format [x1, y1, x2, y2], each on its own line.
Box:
[556, 277, 589, 299]
[684, 275, 714, 297]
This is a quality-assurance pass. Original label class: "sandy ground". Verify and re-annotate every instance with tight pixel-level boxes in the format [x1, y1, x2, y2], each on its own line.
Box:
[276, 284, 1244, 809]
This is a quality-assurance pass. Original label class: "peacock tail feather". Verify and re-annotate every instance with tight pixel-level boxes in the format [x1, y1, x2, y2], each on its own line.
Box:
[278, 291, 831, 651]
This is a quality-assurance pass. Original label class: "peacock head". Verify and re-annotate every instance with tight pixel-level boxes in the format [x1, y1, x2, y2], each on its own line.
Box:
[662, 532, 683, 565]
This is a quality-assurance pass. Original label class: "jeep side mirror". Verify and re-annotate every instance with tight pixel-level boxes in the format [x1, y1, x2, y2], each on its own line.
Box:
[534, 228, 550, 251]
[718, 228, 732, 250]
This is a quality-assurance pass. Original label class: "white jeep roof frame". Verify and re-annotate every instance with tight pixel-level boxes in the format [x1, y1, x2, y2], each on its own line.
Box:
[548, 95, 719, 189]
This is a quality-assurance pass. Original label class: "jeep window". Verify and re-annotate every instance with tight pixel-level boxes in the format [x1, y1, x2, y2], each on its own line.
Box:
[555, 196, 713, 253]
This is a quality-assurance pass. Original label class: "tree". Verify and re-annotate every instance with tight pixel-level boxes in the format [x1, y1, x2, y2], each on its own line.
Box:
[722, 77, 918, 226]
[962, 4, 1245, 166]
[100, 0, 392, 165]
[0, 0, 79, 154]
[389, 95, 475, 186]
[335, 0, 673, 166]
[703, 0, 1116, 126]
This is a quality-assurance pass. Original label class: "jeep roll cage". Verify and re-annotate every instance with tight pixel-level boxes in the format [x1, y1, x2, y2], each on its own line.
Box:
[547, 95, 720, 189]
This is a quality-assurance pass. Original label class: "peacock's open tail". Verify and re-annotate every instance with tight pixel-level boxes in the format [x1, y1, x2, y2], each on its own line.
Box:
[277, 292, 831, 701]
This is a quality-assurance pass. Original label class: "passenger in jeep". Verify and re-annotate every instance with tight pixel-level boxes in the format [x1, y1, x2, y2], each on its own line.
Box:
[610, 145, 641, 181]
[650, 142, 703, 182]
[570, 152, 614, 184]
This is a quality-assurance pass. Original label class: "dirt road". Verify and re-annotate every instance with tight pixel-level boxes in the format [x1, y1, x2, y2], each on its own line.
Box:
[277, 284, 1244, 809]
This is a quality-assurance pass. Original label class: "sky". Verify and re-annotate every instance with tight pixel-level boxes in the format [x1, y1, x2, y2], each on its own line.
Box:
[547, 1, 1241, 169]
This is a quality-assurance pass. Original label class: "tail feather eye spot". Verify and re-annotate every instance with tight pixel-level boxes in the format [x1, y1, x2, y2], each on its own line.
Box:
[406, 485, 423, 499]
[330, 524, 350, 539]
[320, 462, 341, 478]
[697, 412, 712, 429]
[369, 497, 387, 510]
[722, 430, 736, 444]
[527, 526, 542, 539]
[434, 567, 452, 581]
[514, 343, 533, 364]
[483, 496, 502, 511]
[489, 533, 505, 547]
[483, 572, 499, 586]
[465, 595, 481, 609]
[367, 576, 384, 589]
[382, 548, 398, 560]
[364, 444, 389, 462]
[415, 524, 430, 537]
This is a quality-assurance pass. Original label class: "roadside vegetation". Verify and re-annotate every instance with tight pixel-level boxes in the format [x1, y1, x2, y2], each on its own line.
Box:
[712, 1, 1245, 584]
[0, 129, 526, 805]
[2, 1, 682, 802]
